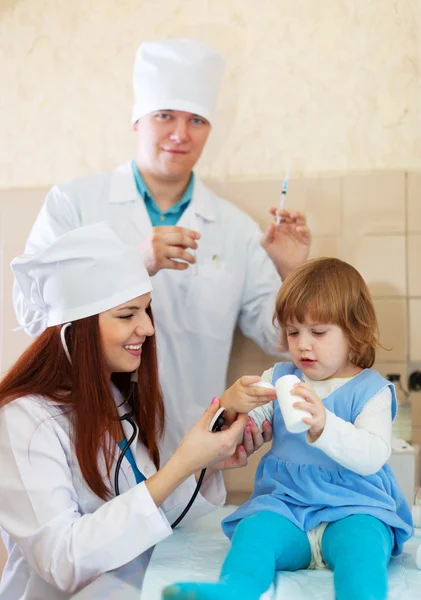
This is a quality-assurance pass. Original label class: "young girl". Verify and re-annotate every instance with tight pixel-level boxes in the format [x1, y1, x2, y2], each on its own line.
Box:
[164, 257, 413, 600]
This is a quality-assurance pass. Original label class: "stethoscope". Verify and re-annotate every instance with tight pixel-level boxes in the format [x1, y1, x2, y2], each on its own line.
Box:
[116, 370, 225, 529]
[61, 323, 225, 530]
[114, 371, 139, 497]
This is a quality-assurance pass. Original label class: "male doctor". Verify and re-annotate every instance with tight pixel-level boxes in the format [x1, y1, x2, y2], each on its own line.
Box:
[14, 38, 311, 466]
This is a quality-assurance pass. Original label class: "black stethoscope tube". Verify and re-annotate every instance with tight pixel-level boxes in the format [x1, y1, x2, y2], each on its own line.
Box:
[114, 380, 211, 529]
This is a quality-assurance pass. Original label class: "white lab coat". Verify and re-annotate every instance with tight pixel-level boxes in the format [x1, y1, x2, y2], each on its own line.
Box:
[0, 387, 226, 599]
[13, 162, 281, 463]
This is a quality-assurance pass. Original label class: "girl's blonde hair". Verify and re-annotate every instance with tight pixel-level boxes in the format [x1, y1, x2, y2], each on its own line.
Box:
[274, 257, 382, 368]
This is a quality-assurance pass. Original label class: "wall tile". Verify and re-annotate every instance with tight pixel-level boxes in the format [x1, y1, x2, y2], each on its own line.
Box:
[0, 205, 4, 373]
[343, 173, 405, 235]
[1, 243, 32, 374]
[411, 427, 421, 446]
[200, 177, 224, 198]
[374, 362, 411, 410]
[411, 392, 421, 428]
[221, 179, 284, 231]
[374, 362, 407, 382]
[221, 177, 342, 237]
[407, 173, 421, 234]
[0, 191, 45, 373]
[374, 299, 407, 362]
[408, 235, 421, 297]
[344, 236, 406, 297]
[227, 328, 278, 386]
[409, 299, 421, 362]
[0, 189, 46, 245]
[309, 236, 342, 260]
[284, 177, 342, 236]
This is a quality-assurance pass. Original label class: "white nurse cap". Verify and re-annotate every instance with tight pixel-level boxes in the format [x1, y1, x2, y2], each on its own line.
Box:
[131, 38, 225, 125]
[11, 222, 152, 328]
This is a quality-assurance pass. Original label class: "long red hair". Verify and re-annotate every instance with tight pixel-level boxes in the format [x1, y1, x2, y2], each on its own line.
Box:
[0, 307, 165, 500]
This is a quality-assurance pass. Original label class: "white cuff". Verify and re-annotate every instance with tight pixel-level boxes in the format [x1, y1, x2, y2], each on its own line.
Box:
[199, 469, 226, 507]
[308, 409, 337, 450]
[132, 481, 173, 540]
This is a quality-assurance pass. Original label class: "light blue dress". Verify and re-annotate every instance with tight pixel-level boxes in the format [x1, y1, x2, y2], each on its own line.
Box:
[222, 363, 413, 556]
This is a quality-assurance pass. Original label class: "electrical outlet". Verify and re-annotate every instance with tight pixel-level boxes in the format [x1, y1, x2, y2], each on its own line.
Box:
[408, 362, 421, 392]
[386, 373, 401, 382]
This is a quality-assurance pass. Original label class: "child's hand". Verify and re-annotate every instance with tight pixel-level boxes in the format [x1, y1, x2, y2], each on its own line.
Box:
[221, 376, 277, 414]
[208, 418, 273, 473]
[292, 382, 326, 442]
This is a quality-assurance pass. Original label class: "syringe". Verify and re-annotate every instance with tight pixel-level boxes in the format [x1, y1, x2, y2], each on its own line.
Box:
[275, 168, 291, 225]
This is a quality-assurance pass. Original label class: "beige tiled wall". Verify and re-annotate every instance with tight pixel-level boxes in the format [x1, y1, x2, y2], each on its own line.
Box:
[0, 190, 47, 373]
[0, 171, 420, 497]
[407, 175, 421, 446]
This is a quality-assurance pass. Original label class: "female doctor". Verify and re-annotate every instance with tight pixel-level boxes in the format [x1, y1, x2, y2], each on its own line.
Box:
[0, 222, 249, 600]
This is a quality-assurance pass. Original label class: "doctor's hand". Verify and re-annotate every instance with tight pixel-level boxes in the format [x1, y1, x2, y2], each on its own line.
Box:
[208, 418, 273, 472]
[173, 398, 249, 476]
[221, 376, 277, 415]
[139, 226, 201, 276]
[261, 209, 311, 280]
[145, 399, 247, 508]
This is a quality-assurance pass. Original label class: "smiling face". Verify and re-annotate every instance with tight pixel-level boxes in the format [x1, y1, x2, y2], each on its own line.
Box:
[98, 293, 154, 376]
[285, 318, 361, 380]
[133, 110, 211, 183]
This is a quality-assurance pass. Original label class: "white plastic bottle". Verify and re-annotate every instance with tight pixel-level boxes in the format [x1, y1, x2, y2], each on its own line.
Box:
[275, 375, 311, 434]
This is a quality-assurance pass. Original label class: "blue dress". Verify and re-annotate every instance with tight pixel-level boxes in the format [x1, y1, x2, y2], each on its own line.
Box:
[222, 363, 413, 556]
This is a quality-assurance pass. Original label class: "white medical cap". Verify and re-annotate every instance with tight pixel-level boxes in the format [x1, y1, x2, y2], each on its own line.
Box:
[11, 222, 152, 328]
[131, 38, 225, 125]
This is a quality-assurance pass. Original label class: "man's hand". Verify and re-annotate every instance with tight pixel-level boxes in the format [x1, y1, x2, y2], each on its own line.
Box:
[261, 209, 311, 280]
[139, 226, 200, 276]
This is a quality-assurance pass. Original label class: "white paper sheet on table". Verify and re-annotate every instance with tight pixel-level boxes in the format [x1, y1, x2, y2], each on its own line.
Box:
[143, 506, 421, 600]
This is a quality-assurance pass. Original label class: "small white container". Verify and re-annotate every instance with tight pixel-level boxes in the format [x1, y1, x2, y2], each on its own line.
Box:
[252, 381, 276, 390]
[387, 442, 420, 507]
[275, 375, 311, 434]
[412, 504, 421, 529]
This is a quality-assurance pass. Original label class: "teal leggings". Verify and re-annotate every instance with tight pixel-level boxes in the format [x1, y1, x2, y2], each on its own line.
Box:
[163, 511, 393, 600]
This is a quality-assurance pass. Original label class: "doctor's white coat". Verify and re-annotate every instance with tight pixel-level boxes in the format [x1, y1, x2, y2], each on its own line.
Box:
[13, 162, 281, 463]
[0, 388, 225, 599]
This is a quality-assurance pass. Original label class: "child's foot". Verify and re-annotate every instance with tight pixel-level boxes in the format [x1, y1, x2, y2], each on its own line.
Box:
[162, 581, 261, 600]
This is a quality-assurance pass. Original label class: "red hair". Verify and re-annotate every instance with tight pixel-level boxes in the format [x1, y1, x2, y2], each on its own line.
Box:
[274, 257, 383, 368]
[0, 307, 165, 500]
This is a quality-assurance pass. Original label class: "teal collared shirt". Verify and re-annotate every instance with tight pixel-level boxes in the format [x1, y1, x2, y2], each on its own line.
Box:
[131, 160, 194, 226]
